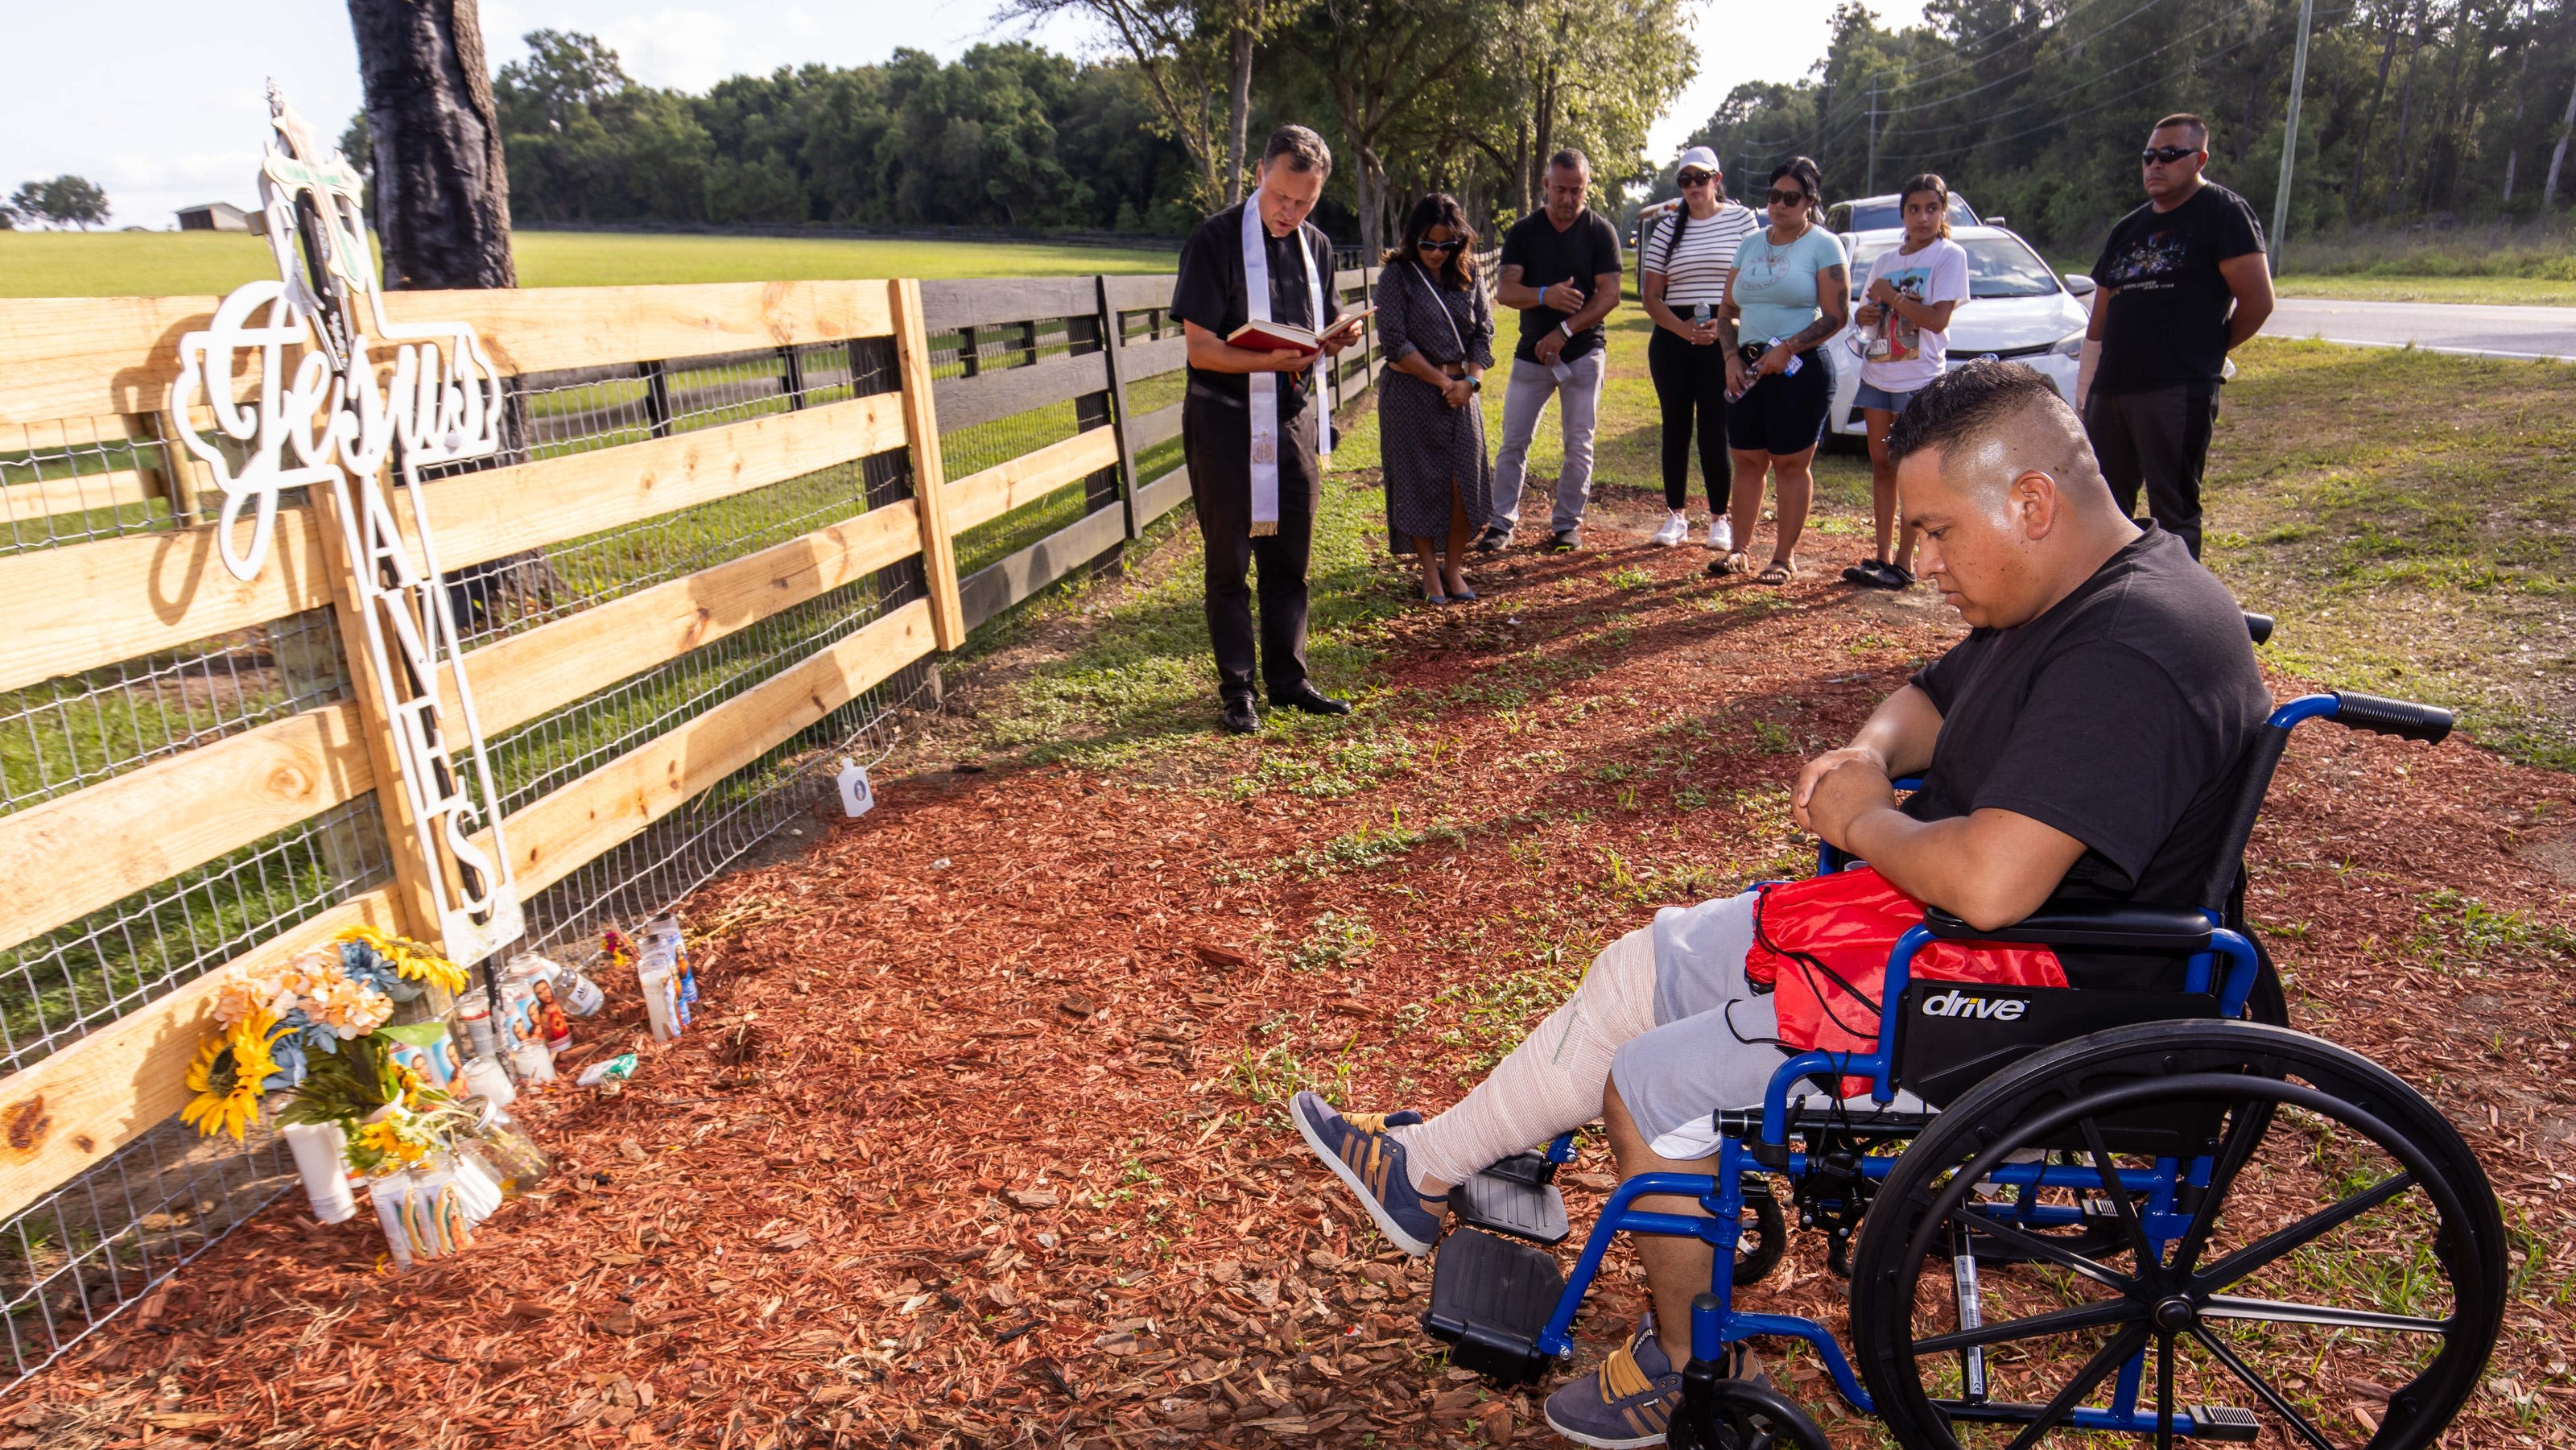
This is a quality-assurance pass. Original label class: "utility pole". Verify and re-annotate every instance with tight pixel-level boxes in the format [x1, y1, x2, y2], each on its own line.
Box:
[2270, 0, 2316, 272]
[1868, 72, 1880, 195]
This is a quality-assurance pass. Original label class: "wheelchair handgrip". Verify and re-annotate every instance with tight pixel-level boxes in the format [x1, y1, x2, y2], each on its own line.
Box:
[2331, 691, 2453, 744]
[2242, 611, 2273, 646]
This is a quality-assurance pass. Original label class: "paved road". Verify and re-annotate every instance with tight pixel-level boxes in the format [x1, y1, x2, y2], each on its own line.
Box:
[2264, 297, 2576, 362]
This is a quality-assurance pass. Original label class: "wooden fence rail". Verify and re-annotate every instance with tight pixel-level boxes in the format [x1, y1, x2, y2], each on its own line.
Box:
[0, 265, 1385, 1237]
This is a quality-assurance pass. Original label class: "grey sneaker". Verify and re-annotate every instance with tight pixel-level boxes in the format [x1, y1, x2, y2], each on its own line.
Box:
[1473, 525, 1513, 553]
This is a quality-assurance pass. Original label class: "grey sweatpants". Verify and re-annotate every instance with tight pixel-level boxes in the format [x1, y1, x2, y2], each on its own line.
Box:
[1491, 352, 1606, 534]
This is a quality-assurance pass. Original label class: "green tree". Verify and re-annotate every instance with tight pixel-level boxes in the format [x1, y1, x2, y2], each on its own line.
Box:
[9, 176, 110, 229]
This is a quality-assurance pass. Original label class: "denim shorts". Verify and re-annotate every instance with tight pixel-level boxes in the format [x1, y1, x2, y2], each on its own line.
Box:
[1853, 380, 1922, 415]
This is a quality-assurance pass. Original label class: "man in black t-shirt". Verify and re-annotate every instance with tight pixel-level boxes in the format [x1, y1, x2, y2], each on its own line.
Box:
[2079, 112, 2276, 559]
[1289, 363, 2270, 1432]
[1482, 149, 1624, 552]
[1169, 125, 1361, 734]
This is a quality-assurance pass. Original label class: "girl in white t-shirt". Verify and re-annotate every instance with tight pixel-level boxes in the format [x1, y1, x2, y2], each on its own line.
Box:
[1845, 172, 1969, 589]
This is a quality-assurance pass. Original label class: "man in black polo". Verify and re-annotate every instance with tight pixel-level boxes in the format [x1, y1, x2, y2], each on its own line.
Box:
[2079, 112, 2275, 558]
[1169, 125, 1362, 734]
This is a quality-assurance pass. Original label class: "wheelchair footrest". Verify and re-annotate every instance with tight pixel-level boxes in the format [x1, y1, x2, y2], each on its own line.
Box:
[1422, 1227, 1564, 1385]
[1451, 1159, 1571, 1245]
[2188, 1406, 2260, 1442]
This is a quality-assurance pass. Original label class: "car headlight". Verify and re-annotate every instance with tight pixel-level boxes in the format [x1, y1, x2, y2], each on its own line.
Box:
[2050, 331, 2084, 358]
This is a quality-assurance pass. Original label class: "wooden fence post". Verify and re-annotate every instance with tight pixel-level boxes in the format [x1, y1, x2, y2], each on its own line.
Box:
[1095, 275, 1148, 541]
[889, 278, 968, 651]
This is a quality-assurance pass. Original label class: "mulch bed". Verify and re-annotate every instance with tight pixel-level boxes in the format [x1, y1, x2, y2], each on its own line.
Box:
[12, 499, 2574, 1449]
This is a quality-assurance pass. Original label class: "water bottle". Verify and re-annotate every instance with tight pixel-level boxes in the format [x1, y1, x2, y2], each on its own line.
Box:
[637, 927, 682, 1042]
[1692, 301, 1711, 328]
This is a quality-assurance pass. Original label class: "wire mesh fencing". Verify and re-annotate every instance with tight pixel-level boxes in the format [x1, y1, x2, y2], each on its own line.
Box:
[0, 324, 932, 1390]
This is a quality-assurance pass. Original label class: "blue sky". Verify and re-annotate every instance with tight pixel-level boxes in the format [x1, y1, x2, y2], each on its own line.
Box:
[0, 0, 1923, 230]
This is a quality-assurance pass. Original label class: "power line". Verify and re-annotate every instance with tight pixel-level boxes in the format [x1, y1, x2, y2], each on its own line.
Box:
[1870, 8, 2353, 165]
[1872, 0, 2183, 117]
[1868, 0, 2277, 142]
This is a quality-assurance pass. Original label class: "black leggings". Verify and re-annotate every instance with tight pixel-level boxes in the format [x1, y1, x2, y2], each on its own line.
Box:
[1647, 328, 1730, 512]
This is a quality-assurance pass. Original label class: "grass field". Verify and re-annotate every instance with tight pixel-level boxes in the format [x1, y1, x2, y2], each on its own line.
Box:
[2275, 274, 2576, 305]
[0, 229, 1179, 297]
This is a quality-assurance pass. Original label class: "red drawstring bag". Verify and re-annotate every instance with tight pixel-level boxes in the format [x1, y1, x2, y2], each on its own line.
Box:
[1744, 865, 2068, 1060]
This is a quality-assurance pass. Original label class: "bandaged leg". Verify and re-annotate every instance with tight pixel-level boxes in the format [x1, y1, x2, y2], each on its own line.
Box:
[1390, 927, 1662, 1189]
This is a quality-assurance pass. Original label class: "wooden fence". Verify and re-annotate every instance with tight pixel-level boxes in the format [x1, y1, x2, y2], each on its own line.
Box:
[0, 262, 1386, 1378]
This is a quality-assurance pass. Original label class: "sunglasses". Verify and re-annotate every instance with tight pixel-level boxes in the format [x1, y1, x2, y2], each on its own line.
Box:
[1417, 238, 1463, 253]
[1678, 171, 1717, 187]
[1766, 188, 1810, 207]
[2140, 145, 2201, 166]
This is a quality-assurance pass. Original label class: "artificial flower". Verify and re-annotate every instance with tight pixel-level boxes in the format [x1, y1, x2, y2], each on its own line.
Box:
[336, 925, 468, 997]
[180, 1006, 287, 1141]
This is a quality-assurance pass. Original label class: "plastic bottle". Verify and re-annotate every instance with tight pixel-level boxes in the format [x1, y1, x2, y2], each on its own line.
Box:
[452, 1096, 551, 1198]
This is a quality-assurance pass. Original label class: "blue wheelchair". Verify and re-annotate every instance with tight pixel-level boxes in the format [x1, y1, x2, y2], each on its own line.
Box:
[1421, 639, 2506, 1448]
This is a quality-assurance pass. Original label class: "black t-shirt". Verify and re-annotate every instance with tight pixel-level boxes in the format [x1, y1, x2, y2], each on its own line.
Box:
[1169, 201, 1342, 413]
[1500, 209, 1622, 365]
[2090, 183, 2266, 394]
[1905, 527, 2270, 929]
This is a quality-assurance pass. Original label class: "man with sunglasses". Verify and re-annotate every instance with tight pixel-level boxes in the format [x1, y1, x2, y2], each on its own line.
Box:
[2080, 113, 2275, 559]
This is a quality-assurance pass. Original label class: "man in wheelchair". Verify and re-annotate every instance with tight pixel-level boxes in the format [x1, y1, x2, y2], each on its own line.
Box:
[1292, 362, 2281, 1444]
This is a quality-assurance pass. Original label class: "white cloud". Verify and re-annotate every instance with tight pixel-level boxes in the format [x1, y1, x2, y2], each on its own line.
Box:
[599, 8, 740, 93]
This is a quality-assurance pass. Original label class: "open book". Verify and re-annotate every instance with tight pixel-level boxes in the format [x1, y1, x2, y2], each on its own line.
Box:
[1228, 308, 1373, 357]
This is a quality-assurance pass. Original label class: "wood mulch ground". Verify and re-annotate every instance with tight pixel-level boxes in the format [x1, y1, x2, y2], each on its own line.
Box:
[11, 482, 2573, 1449]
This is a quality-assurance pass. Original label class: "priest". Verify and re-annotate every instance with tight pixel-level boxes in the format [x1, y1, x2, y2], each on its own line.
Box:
[1170, 124, 1364, 734]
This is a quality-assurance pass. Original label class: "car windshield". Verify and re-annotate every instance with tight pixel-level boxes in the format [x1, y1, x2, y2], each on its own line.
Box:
[1847, 235, 2063, 300]
[1838, 196, 1981, 233]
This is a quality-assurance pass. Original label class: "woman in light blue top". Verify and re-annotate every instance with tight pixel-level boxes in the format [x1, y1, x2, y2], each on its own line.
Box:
[1715, 157, 1848, 584]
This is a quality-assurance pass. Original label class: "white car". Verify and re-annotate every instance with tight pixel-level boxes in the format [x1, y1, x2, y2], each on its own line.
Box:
[1822, 225, 2095, 440]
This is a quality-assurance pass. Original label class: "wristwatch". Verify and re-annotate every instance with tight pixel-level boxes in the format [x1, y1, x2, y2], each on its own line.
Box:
[1468, 376, 1482, 394]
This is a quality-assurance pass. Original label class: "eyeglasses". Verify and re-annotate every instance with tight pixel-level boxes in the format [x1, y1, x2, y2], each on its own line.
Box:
[1418, 238, 1463, 253]
[1766, 188, 1810, 207]
[2140, 145, 2201, 166]
[1678, 171, 1716, 187]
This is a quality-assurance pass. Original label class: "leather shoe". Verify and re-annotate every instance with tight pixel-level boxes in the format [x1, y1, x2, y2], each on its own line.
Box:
[1220, 697, 1261, 734]
[1273, 685, 1352, 717]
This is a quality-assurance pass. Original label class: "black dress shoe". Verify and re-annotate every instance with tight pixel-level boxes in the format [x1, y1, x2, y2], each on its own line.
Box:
[1272, 685, 1352, 717]
[1220, 697, 1261, 734]
[1547, 527, 1582, 551]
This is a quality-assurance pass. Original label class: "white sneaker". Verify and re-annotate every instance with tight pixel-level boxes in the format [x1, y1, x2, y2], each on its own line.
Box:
[1707, 517, 1733, 552]
[1650, 510, 1688, 547]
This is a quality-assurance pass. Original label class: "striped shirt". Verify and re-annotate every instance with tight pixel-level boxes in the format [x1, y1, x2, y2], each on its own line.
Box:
[1641, 202, 1761, 309]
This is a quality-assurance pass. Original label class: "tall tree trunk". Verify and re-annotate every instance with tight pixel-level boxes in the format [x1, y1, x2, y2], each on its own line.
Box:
[2344, 0, 2415, 219]
[2390, 1, 2434, 188]
[1225, 21, 1254, 204]
[347, 0, 515, 289]
[2547, 66, 2576, 207]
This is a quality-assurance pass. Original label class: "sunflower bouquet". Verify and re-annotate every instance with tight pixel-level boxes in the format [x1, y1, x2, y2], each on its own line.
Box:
[182, 929, 466, 1142]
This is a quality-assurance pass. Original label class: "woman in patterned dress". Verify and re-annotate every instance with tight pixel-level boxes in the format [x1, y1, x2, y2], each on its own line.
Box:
[1373, 194, 1496, 604]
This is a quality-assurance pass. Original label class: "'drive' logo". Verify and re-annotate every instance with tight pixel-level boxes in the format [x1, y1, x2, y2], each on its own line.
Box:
[1921, 989, 2029, 1022]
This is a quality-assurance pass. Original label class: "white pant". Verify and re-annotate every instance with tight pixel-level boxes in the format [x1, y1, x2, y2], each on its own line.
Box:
[1491, 353, 1605, 534]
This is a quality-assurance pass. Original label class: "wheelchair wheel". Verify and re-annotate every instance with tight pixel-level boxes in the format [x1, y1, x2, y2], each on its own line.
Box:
[1667, 1375, 1832, 1450]
[1955, 935, 2293, 1271]
[1849, 1021, 2504, 1450]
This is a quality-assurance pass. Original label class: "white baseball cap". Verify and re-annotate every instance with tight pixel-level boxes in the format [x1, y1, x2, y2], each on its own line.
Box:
[1676, 146, 1722, 176]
